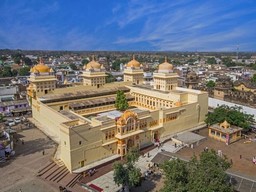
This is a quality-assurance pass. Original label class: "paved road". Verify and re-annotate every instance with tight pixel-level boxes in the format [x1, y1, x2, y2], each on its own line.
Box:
[0, 127, 57, 192]
[227, 172, 256, 192]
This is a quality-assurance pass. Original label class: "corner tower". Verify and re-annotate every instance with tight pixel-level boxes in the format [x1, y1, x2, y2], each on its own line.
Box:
[153, 57, 179, 91]
[81, 56, 107, 88]
[27, 58, 56, 102]
[123, 55, 144, 85]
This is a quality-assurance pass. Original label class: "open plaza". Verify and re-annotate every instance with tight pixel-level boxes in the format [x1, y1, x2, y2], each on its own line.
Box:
[1, 124, 256, 192]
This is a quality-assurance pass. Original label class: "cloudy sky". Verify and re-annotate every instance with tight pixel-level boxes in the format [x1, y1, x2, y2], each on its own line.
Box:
[0, 0, 256, 51]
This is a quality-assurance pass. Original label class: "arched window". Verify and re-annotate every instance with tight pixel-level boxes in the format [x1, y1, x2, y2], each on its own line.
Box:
[126, 118, 136, 132]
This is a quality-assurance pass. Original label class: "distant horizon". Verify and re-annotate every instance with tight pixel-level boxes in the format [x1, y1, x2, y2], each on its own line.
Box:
[1, 48, 256, 54]
[1, 0, 256, 51]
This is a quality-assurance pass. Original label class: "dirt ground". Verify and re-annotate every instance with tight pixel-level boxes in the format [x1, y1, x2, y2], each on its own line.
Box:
[177, 128, 256, 180]
[0, 127, 58, 192]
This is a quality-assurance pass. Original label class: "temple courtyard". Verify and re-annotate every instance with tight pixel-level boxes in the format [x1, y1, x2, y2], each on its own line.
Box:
[177, 128, 256, 181]
[1, 126, 256, 192]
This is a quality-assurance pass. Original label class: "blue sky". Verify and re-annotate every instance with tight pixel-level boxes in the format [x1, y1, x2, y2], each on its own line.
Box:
[0, 0, 256, 51]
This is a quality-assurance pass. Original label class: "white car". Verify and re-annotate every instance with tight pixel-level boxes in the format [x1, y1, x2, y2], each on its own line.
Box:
[7, 119, 15, 126]
[14, 117, 21, 124]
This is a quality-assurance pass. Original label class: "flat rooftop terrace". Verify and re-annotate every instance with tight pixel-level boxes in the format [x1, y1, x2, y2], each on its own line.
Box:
[39, 86, 130, 103]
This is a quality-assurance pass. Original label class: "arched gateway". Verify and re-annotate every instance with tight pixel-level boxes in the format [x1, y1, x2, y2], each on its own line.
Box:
[116, 110, 140, 157]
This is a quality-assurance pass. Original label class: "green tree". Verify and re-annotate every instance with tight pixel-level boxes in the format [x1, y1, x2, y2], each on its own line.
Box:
[0, 55, 8, 62]
[222, 57, 236, 67]
[106, 73, 115, 83]
[250, 63, 256, 70]
[161, 150, 233, 192]
[161, 159, 188, 192]
[113, 147, 141, 191]
[23, 57, 33, 66]
[82, 59, 89, 65]
[19, 66, 30, 76]
[251, 74, 256, 83]
[188, 150, 232, 192]
[115, 90, 129, 111]
[0, 113, 4, 122]
[206, 80, 216, 88]
[12, 52, 24, 65]
[172, 60, 181, 65]
[12, 69, 18, 76]
[69, 63, 78, 70]
[112, 60, 121, 71]
[205, 105, 254, 130]
[187, 58, 196, 65]
[0, 66, 13, 77]
[207, 57, 216, 64]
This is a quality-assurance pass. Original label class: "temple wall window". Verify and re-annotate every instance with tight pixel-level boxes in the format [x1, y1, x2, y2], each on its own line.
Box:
[105, 129, 115, 140]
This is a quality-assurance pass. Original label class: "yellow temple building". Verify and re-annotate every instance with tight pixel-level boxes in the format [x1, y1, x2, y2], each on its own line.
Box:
[27, 56, 208, 172]
[208, 120, 242, 145]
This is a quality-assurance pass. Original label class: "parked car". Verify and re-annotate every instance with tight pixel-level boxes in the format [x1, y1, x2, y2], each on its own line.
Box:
[7, 119, 15, 126]
[14, 117, 21, 124]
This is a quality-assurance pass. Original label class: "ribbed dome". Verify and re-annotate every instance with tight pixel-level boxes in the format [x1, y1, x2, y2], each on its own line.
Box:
[31, 58, 50, 73]
[86, 56, 101, 69]
[126, 55, 140, 67]
[158, 57, 173, 71]
[220, 120, 230, 129]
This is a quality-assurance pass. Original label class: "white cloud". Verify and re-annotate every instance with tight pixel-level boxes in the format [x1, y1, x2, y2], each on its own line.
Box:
[113, 0, 256, 51]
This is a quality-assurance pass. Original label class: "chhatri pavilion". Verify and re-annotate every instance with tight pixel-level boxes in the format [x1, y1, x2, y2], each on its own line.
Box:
[208, 120, 242, 145]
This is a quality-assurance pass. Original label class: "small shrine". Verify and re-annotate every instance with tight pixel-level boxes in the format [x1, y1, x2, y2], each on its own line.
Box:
[208, 120, 242, 145]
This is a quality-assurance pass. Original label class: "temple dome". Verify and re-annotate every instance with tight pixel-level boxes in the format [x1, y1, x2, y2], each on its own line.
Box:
[220, 120, 230, 129]
[158, 57, 173, 71]
[126, 55, 140, 68]
[31, 58, 50, 73]
[86, 56, 101, 69]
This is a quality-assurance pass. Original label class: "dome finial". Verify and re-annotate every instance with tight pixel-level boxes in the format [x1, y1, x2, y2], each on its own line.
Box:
[133, 55, 135, 60]
[165, 56, 167, 63]
[92, 55, 95, 61]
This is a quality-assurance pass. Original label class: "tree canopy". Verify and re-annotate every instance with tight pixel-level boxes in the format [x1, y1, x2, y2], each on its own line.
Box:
[251, 74, 256, 83]
[69, 63, 78, 70]
[205, 105, 254, 130]
[0, 66, 15, 77]
[81, 59, 89, 65]
[115, 90, 129, 111]
[113, 147, 141, 191]
[106, 72, 115, 83]
[18, 66, 30, 76]
[23, 57, 33, 66]
[207, 57, 216, 64]
[206, 80, 216, 88]
[222, 57, 236, 67]
[161, 149, 233, 192]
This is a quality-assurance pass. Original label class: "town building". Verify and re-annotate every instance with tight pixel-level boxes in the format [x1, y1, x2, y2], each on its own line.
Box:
[0, 100, 29, 116]
[27, 56, 208, 172]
